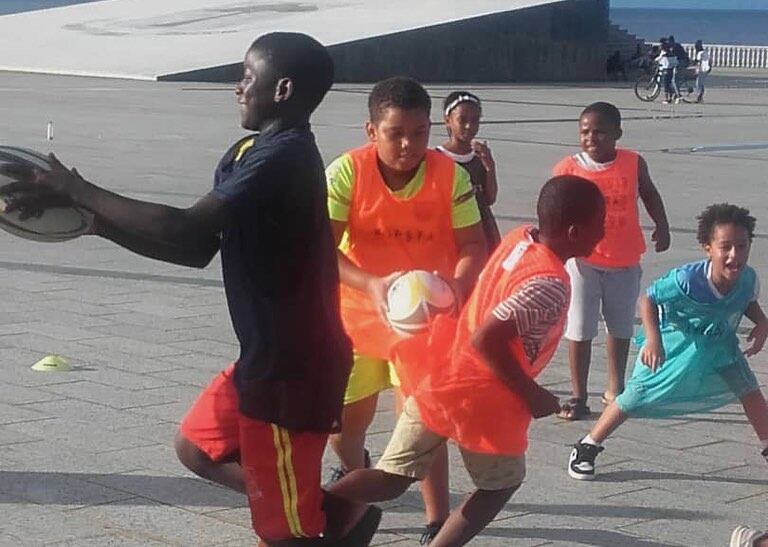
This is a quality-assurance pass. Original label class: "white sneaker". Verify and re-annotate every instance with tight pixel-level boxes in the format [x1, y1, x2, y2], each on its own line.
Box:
[731, 525, 767, 547]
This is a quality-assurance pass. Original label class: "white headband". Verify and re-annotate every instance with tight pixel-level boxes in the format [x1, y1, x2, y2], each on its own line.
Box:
[444, 94, 481, 116]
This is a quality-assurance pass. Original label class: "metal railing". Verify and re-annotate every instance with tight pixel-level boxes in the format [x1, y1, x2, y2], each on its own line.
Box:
[683, 43, 768, 69]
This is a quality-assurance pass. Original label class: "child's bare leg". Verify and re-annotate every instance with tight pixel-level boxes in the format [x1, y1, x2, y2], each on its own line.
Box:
[327, 468, 415, 503]
[569, 403, 628, 480]
[330, 394, 378, 470]
[740, 389, 768, 442]
[395, 388, 450, 526]
[568, 339, 592, 401]
[420, 444, 450, 523]
[605, 335, 630, 401]
[589, 402, 628, 443]
[174, 434, 246, 493]
[429, 486, 519, 547]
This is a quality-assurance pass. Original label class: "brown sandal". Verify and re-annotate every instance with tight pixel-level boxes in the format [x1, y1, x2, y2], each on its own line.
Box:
[557, 398, 591, 421]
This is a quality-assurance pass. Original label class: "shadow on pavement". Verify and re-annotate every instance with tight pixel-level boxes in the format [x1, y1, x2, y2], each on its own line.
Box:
[0, 471, 244, 507]
[599, 469, 768, 486]
[472, 527, 682, 546]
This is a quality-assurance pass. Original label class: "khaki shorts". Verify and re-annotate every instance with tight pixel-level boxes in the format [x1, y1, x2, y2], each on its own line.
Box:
[377, 397, 526, 491]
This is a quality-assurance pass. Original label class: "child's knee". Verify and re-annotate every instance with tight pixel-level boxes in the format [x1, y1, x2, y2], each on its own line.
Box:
[390, 471, 418, 496]
[477, 484, 519, 503]
[174, 433, 213, 474]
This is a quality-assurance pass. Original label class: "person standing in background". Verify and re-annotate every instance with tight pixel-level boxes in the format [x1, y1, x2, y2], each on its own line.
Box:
[694, 40, 712, 103]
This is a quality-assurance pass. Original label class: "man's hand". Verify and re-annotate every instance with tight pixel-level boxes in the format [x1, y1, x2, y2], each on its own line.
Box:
[37, 154, 87, 196]
[744, 319, 768, 357]
[526, 385, 561, 419]
[0, 154, 86, 218]
[651, 224, 671, 252]
[1, 191, 75, 220]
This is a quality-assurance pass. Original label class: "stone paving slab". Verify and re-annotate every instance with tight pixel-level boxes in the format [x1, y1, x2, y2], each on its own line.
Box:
[1, 72, 768, 545]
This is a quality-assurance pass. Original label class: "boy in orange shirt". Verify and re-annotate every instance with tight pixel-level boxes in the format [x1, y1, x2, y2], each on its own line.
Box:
[553, 102, 671, 420]
[325, 76, 487, 542]
[326, 176, 606, 546]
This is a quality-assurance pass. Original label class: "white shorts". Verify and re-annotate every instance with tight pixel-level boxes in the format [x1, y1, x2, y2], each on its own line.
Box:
[565, 258, 642, 341]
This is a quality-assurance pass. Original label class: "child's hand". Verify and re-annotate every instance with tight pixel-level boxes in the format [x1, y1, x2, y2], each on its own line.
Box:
[366, 271, 403, 323]
[527, 385, 561, 419]
[744, 319, 768, 357]
[640, 338, 665, 372]
[472, 140, 495, 173]
[652, 224, 671, 252]
[432, 271, 464, 310]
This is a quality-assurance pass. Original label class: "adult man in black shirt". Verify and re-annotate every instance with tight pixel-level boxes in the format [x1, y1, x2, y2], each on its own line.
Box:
[7, 32, 379, 546]
[669, 35, 690, 68]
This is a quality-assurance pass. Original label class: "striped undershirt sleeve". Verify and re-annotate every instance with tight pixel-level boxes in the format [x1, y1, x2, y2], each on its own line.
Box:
[492, 277, 569, 335]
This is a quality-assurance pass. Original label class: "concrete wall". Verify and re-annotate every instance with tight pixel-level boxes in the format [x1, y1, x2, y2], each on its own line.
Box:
[161, 0, 609, 83]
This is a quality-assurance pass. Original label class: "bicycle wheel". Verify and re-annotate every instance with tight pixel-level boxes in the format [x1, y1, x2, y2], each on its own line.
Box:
[634, 73, 660, 102]
[677, 74, 697, 103]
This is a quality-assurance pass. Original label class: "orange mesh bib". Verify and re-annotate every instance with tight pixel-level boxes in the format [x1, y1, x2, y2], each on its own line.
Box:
[393, 226, 570, 455]
[339, 144, 458, 358]
[553, 149, 644, 268]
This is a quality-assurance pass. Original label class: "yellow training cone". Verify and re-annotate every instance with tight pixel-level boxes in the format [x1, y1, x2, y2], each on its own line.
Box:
[31, 355, 71, 372]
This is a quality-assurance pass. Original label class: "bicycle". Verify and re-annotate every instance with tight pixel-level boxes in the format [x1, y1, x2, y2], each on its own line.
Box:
[634, 64, 697, 103]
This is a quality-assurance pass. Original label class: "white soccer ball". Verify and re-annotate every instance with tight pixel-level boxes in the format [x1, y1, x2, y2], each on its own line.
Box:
[386, 270, 456, 336]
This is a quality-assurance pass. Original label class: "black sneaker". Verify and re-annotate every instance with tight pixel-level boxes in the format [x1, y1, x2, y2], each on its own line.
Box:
[568, 440, 604, 480]
[330, 449, 372, 482]
[419, 521, 444, 545]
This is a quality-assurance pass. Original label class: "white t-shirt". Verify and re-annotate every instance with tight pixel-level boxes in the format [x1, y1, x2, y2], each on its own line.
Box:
[656, 51, 678, 70]
[697, 50, 711, 73]
[572, 151, 614, 172]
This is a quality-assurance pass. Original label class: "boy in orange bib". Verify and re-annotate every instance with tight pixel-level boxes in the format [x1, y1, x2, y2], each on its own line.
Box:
[553, 101, 671, 420]
[325, 77, 487, 541]
[326, 176, 606, 546]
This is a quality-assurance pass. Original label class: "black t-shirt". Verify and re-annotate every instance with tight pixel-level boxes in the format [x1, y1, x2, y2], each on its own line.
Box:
[212, 125, 352, 432]
[672, 43, 690, 65]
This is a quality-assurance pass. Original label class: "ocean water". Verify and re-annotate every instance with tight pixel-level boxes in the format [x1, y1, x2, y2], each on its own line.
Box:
[0, 0, 102, 16]
[611, 8, 768, 46]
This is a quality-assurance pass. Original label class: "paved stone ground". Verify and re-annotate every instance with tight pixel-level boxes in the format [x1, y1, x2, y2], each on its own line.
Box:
[0, 69, 767, 546]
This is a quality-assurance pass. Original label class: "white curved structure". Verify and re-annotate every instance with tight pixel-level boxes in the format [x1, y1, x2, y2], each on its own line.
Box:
[0, 0, 571, 80]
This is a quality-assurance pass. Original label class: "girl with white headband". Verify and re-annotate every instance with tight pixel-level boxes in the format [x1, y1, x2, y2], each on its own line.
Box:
[437, 91, 501, 250]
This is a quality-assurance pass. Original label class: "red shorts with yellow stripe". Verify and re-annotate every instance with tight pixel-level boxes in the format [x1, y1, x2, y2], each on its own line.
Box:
[180, 365, 328, 541]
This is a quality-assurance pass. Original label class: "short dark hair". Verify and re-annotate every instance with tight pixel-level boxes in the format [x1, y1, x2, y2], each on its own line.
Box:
[249, 32, 334, 113]
[696, 203, 756, 245]
[581, 101, 621, 129]
[443, 91, 481, 116]
[368, 77, 431, 122]
[537, 176, 604, 235]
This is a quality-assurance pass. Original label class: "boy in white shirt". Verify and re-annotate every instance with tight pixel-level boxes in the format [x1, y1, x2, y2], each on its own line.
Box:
[655, 40, 679, 104]
[694, 40, 712, 103]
